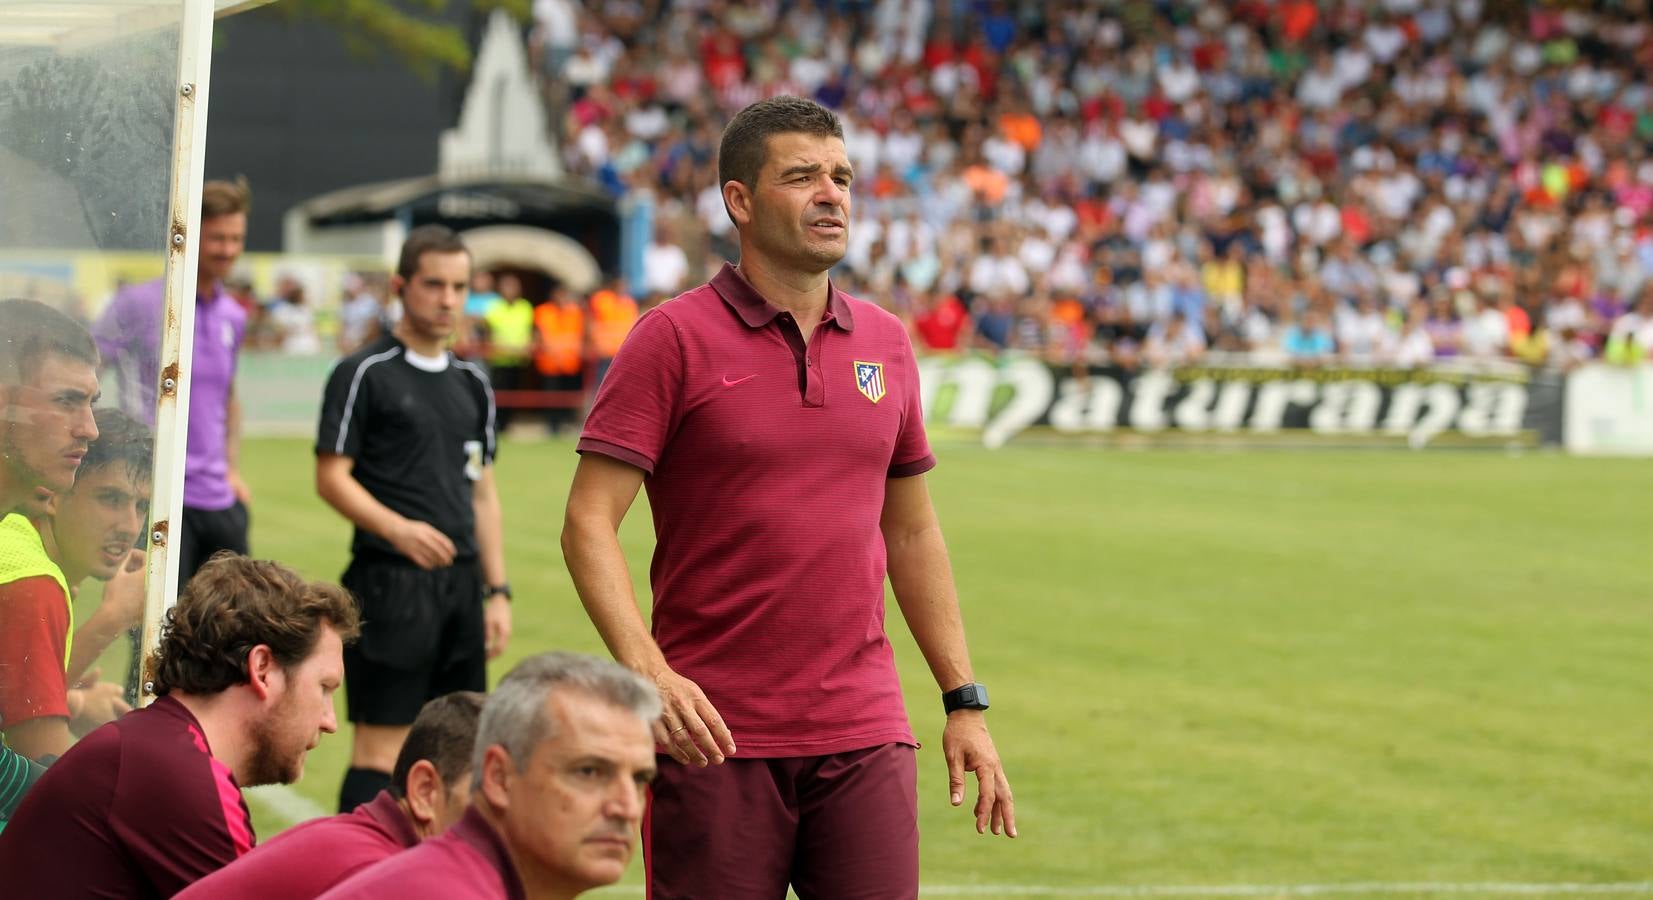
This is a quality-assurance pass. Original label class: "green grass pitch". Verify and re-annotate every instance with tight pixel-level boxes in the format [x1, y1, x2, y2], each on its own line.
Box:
[230, 437, 1652, 897]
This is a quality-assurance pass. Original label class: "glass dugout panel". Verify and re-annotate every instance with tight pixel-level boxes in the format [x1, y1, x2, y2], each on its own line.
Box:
[0, 2, 188, 824]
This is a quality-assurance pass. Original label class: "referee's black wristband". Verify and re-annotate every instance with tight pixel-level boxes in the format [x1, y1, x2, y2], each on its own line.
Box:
[483, 583, 512, 603]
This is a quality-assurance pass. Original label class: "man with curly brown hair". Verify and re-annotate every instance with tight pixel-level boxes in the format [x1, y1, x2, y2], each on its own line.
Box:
[0, 553, 361, 898]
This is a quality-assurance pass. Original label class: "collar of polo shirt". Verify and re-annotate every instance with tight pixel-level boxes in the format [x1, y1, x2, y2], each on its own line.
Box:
[710, 264, 857, 332]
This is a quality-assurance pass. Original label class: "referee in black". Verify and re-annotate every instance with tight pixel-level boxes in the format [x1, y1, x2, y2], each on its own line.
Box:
[316, 225, 512, 812]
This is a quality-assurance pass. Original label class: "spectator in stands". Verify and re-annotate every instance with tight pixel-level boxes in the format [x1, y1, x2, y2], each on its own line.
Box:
[586, 277, 638, 389]
[177, 691, 485, 900]
[464, 270, 504, 333]
[533, 285, 587, 436]
[482, 273, 535, 431]
[1606, 287, 1653, 364]
[1143, 312, 1207, 369]
[269, 274, 323, 355]
[642, 221, 690, 298]
[339, 273, 386, 354]
[913, 289, 972, 351]
[1394, 302, 1437, 370]
[0, 408, 150, 764]
[1282, 308, 1336, 365]
[1336, 293, 1394, 361]
[0, 554, 360, 898]
[317, 653, 660, 900]
[532, 1, 1653, 374]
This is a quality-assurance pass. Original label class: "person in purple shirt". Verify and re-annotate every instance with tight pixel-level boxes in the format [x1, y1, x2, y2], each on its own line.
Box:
[177, 691, 484, 900]
[319, 653, 660, 900]
[92, 178, 252, 586]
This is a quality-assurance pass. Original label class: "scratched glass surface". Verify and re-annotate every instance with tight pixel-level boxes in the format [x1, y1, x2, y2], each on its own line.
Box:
[0, 5, 183, 817]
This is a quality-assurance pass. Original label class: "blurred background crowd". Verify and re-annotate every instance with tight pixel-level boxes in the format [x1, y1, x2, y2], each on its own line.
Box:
[488, 0, 1653, 372]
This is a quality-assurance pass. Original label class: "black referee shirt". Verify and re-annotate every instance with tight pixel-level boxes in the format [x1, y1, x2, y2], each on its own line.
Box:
[316, 334, 497, 563]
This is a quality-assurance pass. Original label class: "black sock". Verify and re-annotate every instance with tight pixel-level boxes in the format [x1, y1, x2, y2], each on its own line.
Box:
[339, 767, 392, 813]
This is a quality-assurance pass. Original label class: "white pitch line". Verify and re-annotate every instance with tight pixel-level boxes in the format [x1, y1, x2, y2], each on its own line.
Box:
[909, 885, 1653, 897]
[245, 794, 1651, 900]
[246, 783, 330, 825]
[588, 884, 1653, 898]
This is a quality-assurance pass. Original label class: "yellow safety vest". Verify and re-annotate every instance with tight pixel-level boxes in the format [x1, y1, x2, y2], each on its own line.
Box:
[0, 514, 73, 678]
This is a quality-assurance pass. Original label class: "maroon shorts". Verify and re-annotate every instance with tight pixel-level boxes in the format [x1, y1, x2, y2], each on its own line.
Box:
[643, 743, 918, 900]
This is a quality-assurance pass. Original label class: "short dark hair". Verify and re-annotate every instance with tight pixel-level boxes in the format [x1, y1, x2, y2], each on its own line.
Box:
[79, 407, 152, 486]
[392, 691, 486, 799]
[396, 225, 470, 283]
[201, 177, 251, 219]
[717, 96, 844, 207]
[149, 554, 361, 696]
[0, 298, 98, 386]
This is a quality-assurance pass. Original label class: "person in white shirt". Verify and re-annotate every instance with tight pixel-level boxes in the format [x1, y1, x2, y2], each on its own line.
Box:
[967, 237, 1031, 297]
[642, 223, 690, 298]
[1335, 294, 1395, 360]
[1461, 292, 1511, 358]
[1393, 302, 1436, 368]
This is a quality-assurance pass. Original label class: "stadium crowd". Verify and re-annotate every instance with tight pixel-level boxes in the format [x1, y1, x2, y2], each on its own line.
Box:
[528, 0, 1653, 371]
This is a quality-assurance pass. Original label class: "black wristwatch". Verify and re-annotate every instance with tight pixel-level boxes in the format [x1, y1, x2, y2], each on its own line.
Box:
[483, 583, 512, 602]
[942, 682, 989, 714]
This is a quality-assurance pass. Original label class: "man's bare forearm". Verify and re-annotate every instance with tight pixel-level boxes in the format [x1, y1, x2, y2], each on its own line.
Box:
[887, 521, 976, 692]
[316, 456, 406, 539]
[473, 467, 507, 587]
[561, 512, 668, 677]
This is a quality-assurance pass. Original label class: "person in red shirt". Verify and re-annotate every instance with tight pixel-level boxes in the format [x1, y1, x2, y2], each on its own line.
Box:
[178, 690, 484, 900]
[0, 407, 150, 763]
[562, 96, 1014, 900]
[913, 290, 974, 350]
[0, 298, 101, 823]
[0, 554, 361, 897]
[319, 652, 659, 900]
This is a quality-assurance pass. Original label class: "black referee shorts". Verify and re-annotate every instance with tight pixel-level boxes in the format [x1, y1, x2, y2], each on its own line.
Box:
[340, 555, 486, 726]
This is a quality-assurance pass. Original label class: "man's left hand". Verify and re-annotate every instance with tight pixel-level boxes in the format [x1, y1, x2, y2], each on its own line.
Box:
[943, 710, 1016, 838]
[483, 593, 512, 659]
[228, 470, 252, 505]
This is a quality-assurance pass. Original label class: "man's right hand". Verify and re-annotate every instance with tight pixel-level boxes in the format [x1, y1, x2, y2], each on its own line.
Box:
[388, 519, 456, 570]
[649, 668, 737, 767]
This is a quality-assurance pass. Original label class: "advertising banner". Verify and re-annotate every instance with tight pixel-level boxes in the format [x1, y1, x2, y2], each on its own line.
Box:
[917, 355, 1565, 449]
[1563, 363, 1653, 456]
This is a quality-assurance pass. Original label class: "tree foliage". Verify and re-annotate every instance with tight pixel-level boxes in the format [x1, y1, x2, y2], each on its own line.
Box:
[271, 0, 530, 81]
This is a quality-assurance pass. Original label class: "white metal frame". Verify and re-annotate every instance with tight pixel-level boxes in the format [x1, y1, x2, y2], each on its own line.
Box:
[137, 0, 215, 703]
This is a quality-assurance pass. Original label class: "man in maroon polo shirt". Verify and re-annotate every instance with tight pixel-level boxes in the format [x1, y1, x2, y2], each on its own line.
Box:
[562, 95, 1015, 899]
[177, 690, 483, 900]
[0, 555, 359, 898]
[318, 652, 660, 900]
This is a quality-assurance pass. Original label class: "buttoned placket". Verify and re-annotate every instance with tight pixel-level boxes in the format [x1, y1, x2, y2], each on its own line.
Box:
[774, 310, 833, 408]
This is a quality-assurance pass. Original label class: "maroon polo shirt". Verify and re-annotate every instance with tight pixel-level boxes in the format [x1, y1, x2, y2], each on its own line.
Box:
[0, 694, 255, 898]
[578, 263, 934, 757]
[317, 806, 525, 900]
[175, 789, 419, 900]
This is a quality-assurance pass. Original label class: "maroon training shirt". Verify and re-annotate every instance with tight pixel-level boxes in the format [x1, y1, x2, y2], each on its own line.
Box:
[316, 806, 524, 900]
[175, 789, 418, 899]
[578, 264, 935, 757]
[0, 694, 255, 898]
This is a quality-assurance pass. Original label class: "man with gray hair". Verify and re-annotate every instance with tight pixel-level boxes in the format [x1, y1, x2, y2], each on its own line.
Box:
[320, 652, 661, 900]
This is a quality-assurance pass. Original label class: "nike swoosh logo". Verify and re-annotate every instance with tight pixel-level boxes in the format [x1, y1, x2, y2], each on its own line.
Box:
[722, 374, 757, 386]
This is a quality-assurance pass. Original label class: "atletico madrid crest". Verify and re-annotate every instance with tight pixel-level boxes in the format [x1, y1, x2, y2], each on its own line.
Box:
[854, 360, 886, 403]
